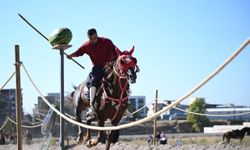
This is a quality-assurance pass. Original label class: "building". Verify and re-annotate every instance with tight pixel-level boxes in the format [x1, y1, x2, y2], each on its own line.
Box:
[128, 96, 147, 118]
[0, 89, 23, 122]
[161, 100, 188, 120]
[147, 100, 188, 120]
[36, 93, 60, 114]
[206, 106, 250, 121]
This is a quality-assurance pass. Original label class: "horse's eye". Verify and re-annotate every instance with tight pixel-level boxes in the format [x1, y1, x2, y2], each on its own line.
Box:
[120, 59, 125, 64]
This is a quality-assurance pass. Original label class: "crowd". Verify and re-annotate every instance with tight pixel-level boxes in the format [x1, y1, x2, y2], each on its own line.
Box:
[0, 130, 32, 145]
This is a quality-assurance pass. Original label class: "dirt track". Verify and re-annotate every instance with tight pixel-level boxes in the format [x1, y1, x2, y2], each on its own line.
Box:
[1, 142, 249, 150]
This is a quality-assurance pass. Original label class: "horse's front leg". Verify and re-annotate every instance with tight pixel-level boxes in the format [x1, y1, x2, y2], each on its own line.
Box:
[105, 123, 119, 150]
[87, 119, 105, 147]
[240, 137, 243, 144]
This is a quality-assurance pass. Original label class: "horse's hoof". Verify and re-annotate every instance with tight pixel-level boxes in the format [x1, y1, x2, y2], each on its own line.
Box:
[86, 140, 92, 148]
[84, 136, 91, 144]
[76, 136, 84, 145]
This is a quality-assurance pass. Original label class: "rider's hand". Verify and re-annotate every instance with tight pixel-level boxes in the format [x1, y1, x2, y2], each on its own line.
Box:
[67, 54, 73, 59]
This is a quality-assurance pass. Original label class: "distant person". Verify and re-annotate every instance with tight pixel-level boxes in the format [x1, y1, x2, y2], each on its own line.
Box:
[160, 131, 167, 145]
[147, 135, 153, 144]
[24, 130, 32, 145]
[0, 131, 6, 145]
[155, 132, 161, 142]
[176, 138, 183, 146]
[10, 134, 16, 144]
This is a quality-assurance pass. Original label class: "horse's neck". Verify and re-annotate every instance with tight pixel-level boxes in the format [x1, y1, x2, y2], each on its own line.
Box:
[242, 128, 248, 133]
[104, 68, 129, 98]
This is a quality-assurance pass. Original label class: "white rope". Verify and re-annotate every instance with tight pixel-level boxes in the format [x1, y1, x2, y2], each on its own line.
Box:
[22, 37, 250, 131]
[0, 118, 9, 131]
[65, 104, 148, 124]
[123, 104, 148, 118]
[172, 105, 250, 117]
[8, 117, 43, 128]
[34, 117, 44, 122]
[0, 71, 16, 91]
[36, 111, 47, 117]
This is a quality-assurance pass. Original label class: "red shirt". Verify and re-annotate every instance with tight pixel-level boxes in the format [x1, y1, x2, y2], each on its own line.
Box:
[71, 37, 118, 67]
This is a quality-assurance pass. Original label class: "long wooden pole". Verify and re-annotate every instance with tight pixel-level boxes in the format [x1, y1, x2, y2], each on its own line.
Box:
[18, 13, 85, 70]
[153, 90, 158, 145]
[15, 45, 22, 150]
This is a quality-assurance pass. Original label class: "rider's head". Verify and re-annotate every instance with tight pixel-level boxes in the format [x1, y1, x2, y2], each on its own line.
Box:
[87, 28, 98, 44]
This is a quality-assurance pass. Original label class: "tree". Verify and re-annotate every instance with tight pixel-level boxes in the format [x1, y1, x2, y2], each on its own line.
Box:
[24, 114, 33, 122]
[187, 97, 210, 132]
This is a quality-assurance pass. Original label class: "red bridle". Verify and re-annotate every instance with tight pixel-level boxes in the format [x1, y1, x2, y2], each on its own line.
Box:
[102, 58, 132, 122]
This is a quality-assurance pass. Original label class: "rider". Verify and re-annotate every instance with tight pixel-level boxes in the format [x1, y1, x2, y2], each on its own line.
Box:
[68, 28, 132, 118]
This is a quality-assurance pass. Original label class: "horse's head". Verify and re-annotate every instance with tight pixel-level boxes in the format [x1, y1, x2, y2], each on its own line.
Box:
[245, 127, 250, 135]
[115, 46, 139, 84]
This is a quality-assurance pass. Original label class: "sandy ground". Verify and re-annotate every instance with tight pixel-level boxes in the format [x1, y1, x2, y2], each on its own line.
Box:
[1, 135, 250, 150]
[1, 142, 250, 150]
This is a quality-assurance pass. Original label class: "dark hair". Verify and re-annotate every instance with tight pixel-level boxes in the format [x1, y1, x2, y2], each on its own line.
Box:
[87, 28, 97, 35]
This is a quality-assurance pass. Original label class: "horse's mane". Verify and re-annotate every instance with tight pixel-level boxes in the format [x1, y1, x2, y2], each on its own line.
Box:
[103, 61, 115, 77]
[102, 59, 130, 94]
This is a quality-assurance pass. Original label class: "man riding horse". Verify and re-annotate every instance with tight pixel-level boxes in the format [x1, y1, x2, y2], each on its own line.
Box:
[68, 28, 132, 119]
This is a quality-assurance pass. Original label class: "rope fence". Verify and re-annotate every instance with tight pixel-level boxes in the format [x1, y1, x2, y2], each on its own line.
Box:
[171, 105, 250, 117]
[0, 118, 9, 131]
[20, 37, 250, 131]
[0, 117, 43, 130]
[0, 71, 16, 91]
[65, 104, 149, 123]
[7, 117, 43, 128]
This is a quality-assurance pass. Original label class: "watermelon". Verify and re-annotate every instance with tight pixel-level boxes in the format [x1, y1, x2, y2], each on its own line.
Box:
[49, 28, 72, 46]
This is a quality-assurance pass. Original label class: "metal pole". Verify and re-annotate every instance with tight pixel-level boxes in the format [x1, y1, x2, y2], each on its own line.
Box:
[153, 90, 158, 145]
[14, 45, 22, 150]
[60, 49, 65, 150]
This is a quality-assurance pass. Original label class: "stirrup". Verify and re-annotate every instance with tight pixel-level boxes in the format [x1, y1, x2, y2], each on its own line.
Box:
[87, 107, 96, 119]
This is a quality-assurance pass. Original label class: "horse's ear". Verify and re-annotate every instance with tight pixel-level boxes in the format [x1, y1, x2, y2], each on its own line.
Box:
[128, 46, 135, 55]
[70, 91, 75, 97]
[115, 47, 122, 56]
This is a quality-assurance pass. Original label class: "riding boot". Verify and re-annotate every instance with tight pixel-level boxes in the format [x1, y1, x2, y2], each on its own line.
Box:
[87, 86, 97, 117]
[124, 109, 133, 118]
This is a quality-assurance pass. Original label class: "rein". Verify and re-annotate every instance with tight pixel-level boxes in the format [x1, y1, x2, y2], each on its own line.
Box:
[102, 64, 129, 122]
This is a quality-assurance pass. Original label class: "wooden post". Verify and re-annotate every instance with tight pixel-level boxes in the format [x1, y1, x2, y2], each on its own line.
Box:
[52, 44, 71, 150]
[153, 90, 158, 145]
[15, 45, 22, 150]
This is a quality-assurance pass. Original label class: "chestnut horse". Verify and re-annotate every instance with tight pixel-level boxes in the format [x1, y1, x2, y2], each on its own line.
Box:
[68, 46, 139, 150]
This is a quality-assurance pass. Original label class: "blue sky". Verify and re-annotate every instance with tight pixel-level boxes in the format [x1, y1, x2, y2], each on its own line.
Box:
[1, 1, 250, 114]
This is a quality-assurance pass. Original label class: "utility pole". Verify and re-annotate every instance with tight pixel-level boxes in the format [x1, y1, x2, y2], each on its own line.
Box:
[14, 45, 22, 150]
[53, 44, 71, 150]
[153, 90, 158, 145]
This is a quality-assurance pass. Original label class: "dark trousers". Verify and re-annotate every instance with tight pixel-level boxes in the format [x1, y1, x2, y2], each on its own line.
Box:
[87, 66, 104, 88]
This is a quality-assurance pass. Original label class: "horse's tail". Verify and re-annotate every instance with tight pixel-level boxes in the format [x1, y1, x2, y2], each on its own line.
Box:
[223, 133, 226, 141]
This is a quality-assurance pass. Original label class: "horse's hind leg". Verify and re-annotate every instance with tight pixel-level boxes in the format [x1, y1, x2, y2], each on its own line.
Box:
[84, 119, 92, 143]
[76, 104, 85, 144]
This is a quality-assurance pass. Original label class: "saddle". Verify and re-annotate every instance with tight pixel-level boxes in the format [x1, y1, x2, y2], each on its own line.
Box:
[81, 83, 103, 106]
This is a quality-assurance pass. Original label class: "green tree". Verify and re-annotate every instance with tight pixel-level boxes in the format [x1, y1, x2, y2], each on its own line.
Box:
[24, 113, 33, 122]
[187, 97, 210, 132]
